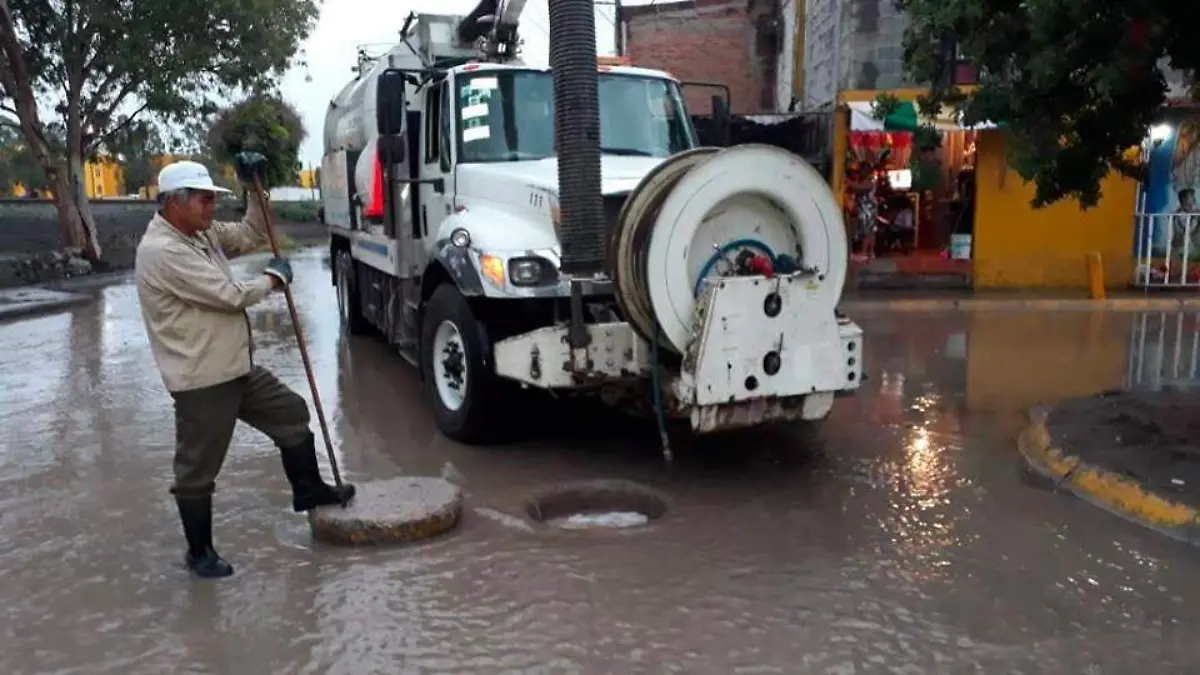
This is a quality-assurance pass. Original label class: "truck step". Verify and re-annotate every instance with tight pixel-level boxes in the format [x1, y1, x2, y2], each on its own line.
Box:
[396, 339, 418, 367]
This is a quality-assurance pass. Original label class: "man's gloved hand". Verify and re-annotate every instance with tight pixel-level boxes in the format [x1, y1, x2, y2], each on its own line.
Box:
[234, 151, 269, 185]
[264, 257, 293, 287]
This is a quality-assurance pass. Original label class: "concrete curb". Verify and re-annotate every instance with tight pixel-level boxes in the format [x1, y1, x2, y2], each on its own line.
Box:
[0, 289, 93, 323]
[1017, 405, 1200, 546]
[39, 270, 134, 293]
[845, 297, 1200, 312]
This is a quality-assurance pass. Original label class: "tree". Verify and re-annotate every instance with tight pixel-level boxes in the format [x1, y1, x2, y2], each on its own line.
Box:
[895, 0, 1200, 208]
[0, 124, 48, 193]
[0, 0, 318, 259]
[101, 118, 164, 196]
[206, 94, 307, 189]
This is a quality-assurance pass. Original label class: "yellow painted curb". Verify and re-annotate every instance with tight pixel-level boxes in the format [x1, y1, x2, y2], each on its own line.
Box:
[844, 297, 1200, 312]
[1018, 405, 1200, 545]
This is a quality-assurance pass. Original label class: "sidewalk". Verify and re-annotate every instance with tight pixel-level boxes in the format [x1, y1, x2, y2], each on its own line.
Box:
[1018, 391, 1200, 546]
[843, 289, 1200, 312]
[0, 287, 92, 322]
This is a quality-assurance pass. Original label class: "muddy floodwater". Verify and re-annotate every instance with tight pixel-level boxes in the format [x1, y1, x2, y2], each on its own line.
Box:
[1, 248, 1199, 674]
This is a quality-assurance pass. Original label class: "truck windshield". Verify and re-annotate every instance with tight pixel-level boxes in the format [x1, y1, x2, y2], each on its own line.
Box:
[455, 70, 697, 163]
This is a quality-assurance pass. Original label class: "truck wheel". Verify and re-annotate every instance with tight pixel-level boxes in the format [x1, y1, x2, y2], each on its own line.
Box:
[419, 284, 503, 444]
[335, 250, 368, 335]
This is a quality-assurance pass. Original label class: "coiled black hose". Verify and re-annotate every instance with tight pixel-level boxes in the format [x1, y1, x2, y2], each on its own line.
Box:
[548, 0, 605, 275]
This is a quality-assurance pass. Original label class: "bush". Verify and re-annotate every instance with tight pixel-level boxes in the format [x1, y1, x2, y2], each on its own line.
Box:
[272, 200, 321, 223]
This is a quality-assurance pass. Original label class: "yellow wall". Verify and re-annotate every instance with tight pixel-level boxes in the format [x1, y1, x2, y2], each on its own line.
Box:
[972, 132, 1139, 289]
[299, 169, 317, 189]
[839, 88, 939, 104]
[7, 154, 218, 200]
[832, 107, 847, 200]
[83, 157, 125, 198]
[11, 183, 56, 198]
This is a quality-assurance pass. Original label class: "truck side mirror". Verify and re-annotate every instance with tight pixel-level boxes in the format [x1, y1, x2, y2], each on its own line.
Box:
[711, 95, 731, 146]
[376, 69, 408, 137]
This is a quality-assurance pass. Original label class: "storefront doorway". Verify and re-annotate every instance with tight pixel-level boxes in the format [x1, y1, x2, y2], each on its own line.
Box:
[844, 100, 979, 281]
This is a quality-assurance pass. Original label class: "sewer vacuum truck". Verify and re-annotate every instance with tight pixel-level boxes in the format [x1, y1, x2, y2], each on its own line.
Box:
[319, 0, 863, 445]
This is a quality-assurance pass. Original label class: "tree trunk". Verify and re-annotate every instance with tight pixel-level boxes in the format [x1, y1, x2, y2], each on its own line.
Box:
[65, 149, 102, 260]
[47, 169, 83, 248]
[0, 2, 100, 259]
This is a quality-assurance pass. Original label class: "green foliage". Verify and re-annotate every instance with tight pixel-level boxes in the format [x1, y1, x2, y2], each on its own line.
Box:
[0, 0, 318, 184]
[872, 93, 902, 120]
[897, 0, 1200, 209]
[101, 119, 164, 194]
[207, 94, 307, 188]
[0, 126, 47, 193]
[272, 200, 321, 223]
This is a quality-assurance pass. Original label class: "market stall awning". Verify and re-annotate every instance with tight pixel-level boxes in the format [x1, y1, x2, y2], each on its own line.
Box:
[847, 101, 998, 132]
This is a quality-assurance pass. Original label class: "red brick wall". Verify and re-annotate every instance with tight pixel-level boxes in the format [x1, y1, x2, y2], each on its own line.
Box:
[621, 0, 769, 116]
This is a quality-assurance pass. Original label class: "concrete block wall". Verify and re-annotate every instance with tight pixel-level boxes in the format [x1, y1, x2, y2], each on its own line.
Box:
[845, 0, 911, 91]
[801, 0, 841, 108]
[0, 199, 328, 288]
[0, 199, 325, 257]
[0, 200, 159, 255]
[802, 0, 920, 108]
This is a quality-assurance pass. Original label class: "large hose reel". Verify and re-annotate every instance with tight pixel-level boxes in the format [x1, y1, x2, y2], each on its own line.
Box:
[609, 143, 849, 355]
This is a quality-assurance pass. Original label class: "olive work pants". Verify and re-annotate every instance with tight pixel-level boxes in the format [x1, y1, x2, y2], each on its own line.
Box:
[169, 366, 311, 498]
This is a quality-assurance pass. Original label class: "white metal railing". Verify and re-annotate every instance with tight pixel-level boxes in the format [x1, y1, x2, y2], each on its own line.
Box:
[1126, 311, 1200, 389]
[1133, 210, 1200, 288]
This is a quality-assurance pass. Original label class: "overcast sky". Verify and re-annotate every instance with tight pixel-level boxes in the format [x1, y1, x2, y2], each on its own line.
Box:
[279, 0, 621, 169]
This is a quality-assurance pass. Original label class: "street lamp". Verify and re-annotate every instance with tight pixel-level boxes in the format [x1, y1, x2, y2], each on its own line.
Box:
[1149, 123, 1173, 146]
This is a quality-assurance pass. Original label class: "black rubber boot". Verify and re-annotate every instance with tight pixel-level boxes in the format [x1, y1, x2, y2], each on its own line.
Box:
[279, 434, 356, 512]
[174, 496, 234, 579]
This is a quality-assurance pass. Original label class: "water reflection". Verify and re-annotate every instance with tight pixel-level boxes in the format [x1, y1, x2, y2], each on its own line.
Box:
[1126, 311, 1200, 390]
[963, 311, 1131, 412]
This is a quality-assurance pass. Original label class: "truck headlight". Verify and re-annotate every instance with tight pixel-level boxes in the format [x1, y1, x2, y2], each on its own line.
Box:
[508, 256, 556, 286]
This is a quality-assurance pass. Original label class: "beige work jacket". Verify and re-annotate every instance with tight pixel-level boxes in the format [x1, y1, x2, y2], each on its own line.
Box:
[135, 196, 277, 392]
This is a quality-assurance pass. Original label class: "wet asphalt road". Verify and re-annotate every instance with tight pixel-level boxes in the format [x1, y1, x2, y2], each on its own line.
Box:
[1, 248, 1198, 674]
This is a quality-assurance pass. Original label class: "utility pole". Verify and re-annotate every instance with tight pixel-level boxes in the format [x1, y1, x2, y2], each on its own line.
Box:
[612, 0, 624, 56]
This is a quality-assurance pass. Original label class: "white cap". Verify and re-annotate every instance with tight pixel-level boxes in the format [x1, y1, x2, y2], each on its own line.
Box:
[157, 161, 232, 194]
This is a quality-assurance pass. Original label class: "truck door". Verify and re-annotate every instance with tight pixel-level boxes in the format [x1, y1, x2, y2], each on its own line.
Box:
[419, 77, 455, 242]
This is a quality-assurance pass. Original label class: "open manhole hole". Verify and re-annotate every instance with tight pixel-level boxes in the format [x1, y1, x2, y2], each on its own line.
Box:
[525, 479, 668, 531]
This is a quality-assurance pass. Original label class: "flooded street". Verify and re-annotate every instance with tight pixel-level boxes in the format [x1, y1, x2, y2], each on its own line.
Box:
[2, 248, 1198, 674]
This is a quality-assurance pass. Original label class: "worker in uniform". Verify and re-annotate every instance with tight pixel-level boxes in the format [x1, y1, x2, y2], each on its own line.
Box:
[135, 154, 356, 579]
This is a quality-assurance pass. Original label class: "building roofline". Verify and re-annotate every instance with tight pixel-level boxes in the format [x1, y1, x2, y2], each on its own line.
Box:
[619, 0, 743, 21]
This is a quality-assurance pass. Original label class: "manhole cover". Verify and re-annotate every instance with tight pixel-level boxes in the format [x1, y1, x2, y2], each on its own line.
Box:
[525, 479, 668, 531]
[308, 476, 462, 546]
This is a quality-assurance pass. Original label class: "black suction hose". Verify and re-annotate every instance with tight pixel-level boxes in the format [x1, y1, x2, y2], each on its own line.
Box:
[548, 0, 605, 275]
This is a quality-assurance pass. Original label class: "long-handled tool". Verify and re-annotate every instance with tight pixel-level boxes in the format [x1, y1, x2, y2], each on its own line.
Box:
[249, 173, 348, 505]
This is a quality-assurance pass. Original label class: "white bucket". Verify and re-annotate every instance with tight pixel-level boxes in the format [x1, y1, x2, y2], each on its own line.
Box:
[950, 233, 972, 260]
